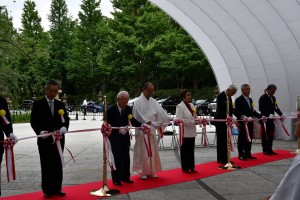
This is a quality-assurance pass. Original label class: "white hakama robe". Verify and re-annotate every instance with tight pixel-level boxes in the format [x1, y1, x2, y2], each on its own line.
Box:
[270, 154, 300, 200]
[132, 93, 172, 175]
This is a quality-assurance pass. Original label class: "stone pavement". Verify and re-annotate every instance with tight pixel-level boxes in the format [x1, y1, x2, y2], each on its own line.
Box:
[1, 115, 297, 200]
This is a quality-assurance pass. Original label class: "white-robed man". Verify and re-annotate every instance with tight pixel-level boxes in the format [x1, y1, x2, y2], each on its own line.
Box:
[132, 82, 174, 180]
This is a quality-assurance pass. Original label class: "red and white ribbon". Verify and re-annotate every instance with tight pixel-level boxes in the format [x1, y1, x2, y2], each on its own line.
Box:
[176, 119, 185, 146]
[279, 116, 290, 136]
[226, 116, 235, 152]
[200, 118, 208, 147]
[141, 124, 152, 157]
[52, 131, 65, 167]
[243, 117, 251, 142]
[4, 138, 16, 182]
[100, 123, 115, 170]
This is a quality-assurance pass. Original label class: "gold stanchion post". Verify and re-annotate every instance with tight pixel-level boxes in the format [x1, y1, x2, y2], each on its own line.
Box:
[90, 96, 120, 197]
[219, 96, 240, 170]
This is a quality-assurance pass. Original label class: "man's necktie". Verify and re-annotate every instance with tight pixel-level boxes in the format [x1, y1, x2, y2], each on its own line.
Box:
[246, 97, 251, 108]
[49, 100, 54, 116]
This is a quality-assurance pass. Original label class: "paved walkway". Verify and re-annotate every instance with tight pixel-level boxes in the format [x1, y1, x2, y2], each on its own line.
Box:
[1, 115, 297, 199]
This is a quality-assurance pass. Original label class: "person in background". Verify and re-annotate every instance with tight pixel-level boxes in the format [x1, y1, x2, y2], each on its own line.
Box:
[176, 89, 198, 173]
[259, 84, 284, 155]
[214, 85, 237, 164]
[107, 91, 143, 186]
[0, 96, 17, 196]
[30, 80, 69, 198]
[234, 84, 261, 161]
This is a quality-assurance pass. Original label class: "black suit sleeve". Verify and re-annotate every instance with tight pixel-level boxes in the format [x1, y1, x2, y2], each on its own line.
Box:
[234, 97, 243, 119]
[273, 96, 283, 116]
[0, 97, 13, 137]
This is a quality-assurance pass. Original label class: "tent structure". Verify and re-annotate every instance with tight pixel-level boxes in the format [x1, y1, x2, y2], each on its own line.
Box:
[150, 0, 300, 116]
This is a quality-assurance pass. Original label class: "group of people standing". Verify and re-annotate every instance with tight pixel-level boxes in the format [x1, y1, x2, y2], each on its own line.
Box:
[214, 84, 284, 165]
[0, 80, 287, 198]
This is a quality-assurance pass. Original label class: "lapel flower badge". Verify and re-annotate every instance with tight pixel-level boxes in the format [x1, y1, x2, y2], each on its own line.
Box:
[58, 109, 65, 123]
[128, 114, 133, 120]
[252, 102, 255, 108]
[0, 109, 10, 125]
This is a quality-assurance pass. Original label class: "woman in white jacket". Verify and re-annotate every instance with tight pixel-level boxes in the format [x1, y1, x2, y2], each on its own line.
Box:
[176, 89, 198, 173]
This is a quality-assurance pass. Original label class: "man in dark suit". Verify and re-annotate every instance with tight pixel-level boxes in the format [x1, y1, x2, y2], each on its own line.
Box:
[0, 96, 17, 196]
[30, 80, 69, 198]
[214, 85, 237, 164]
[107, 91, 142, 186]
[259, 84, 283, 155]
[234, 84, 261, 161]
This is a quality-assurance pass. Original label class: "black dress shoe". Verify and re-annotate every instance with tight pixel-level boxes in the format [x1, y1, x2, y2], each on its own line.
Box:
[113, 181, 122, 186]
[246, 155, 256, 159]
[44, 193, 52, 198]
[238, 156, 247, 161]
[217, 161, 226, 164]
[190, 169, 197, 173]
[263, 151, 272, 155]
[182, 170, 191, 174]
[122, 179, 134, 183]
[55, 191, 66, 196]
[270, 151, 278, 155]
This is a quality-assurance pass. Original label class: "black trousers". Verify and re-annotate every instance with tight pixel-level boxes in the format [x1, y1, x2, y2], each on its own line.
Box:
[0, 153, 3, 196]
[216, 123, 228, 163]
[237, 123, 254, 157]
[180, 137, 195, 171]
[261, 120, 275, 153]
[110, 137, 131, 183]
[38, 143, 63, 195]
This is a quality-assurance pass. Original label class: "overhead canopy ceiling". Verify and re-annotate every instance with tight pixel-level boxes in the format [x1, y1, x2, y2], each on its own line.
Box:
[150, 0, 300, 115]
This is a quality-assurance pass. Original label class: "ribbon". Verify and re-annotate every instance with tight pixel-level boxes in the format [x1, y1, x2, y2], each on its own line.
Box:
[141, 124, 152, 157]
[200, 118, 208, 147]
[176, 119, 185, 146]
[243, 117, 251, 142]
[279, 116, 290, 137]
[0, 109, 10, 125]
[100, 123, 115, 170]
[52, 131, 65, 167]
[4, 138, 16, 182]
[226, 116, 234, 152]
[261, 116, 268, 140]
[128, 114, 133, 140]
[158, 126, 164, 138]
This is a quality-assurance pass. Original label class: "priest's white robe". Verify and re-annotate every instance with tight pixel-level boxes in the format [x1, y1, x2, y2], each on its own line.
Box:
[132, 93, 172, 175]
[270, 154, 300, 200]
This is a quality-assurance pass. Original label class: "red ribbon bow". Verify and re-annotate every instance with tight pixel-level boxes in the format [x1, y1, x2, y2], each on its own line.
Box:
[101, 122, 112, 137]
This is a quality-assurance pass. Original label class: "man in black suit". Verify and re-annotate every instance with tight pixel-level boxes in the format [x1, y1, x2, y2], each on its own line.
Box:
[234, 84, 261, 161]
[0, 96, 17, 196]
[259, 84, 283, 155]
[214, 85, 237, 164]
[30, 80, 69, 198]
[107, 91, 142, 186]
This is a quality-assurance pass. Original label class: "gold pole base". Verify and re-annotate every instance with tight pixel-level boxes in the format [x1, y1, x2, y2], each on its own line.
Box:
[90, 184, 120, 197]
[218, 162, 240, 170]
[292, 149, 300, 154]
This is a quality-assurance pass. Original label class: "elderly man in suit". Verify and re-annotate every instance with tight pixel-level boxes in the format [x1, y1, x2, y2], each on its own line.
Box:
[30, 80, 69, 198]
[214, 85, 237, 164]
[107, 91, 143, 186]
[259, 84, 283, 155]
[0, 96, 17, 196]
[234, 84, 261, 161]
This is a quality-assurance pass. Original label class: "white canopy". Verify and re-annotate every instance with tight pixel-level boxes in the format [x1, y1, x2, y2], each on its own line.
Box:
[150, 0, 300, 115]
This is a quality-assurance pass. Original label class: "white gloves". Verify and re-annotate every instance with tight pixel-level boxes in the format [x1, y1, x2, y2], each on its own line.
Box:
[40, 131, 49, 139]
[9, 133, 18, 144]
[151, 121, 161, 129]
[119, 126, 128, 135]
[248, 117, 253, 122]
[60, 126, 67, 135]
[269, 114, 275, 119]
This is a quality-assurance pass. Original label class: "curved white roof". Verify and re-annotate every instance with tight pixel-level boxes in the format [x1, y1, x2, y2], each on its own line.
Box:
[150, 0, 300, 115]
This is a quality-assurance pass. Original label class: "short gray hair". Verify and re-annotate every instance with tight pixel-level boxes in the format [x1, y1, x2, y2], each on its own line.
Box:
[117, 91, 129, 99]
[241, 84, 250, 90]
[227, 84, 238, 92]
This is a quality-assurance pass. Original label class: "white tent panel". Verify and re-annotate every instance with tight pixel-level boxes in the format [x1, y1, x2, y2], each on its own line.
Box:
[150, 0, 300, 115]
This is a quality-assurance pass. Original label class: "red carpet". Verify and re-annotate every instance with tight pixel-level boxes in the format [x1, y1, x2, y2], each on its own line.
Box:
[2, 150, 295, 200]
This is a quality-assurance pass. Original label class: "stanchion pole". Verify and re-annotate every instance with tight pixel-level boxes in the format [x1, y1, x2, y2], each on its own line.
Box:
[90, 96, 120, 197]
